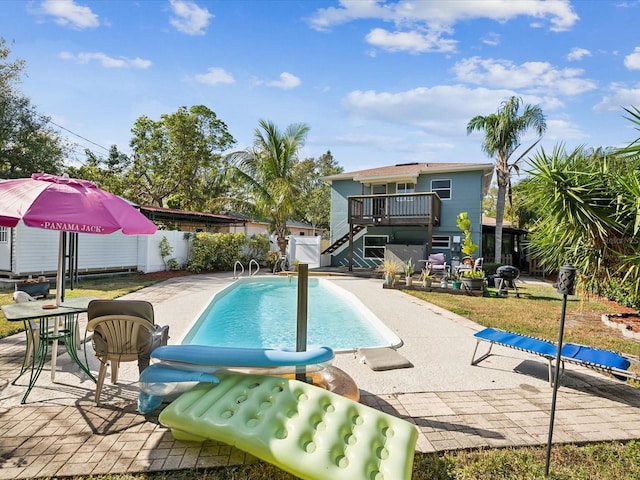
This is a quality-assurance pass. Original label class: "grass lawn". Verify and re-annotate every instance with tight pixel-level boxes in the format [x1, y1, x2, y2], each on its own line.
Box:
[2, 274, 639, 479]
[0, 273, 169, 338]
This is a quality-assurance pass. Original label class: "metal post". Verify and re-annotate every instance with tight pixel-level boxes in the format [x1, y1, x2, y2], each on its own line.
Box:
[296, 263, 308, 382]
[545, 265, 577, 476]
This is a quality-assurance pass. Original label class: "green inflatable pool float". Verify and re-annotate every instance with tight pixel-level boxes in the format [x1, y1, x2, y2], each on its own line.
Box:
[159, 372, 417, 480]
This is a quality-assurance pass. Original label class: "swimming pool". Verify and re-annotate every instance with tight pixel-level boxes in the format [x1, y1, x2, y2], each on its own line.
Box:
[182, 277, 402, 352]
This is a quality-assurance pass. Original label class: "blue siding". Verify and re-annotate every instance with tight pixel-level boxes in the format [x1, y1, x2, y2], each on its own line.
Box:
[328, 168, 486, 268]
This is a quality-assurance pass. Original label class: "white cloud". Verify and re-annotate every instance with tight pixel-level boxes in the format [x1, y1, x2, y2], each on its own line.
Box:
[59, 51, 152, 69]
[544, 118, 589, 141]
[342, 84, 524, 135]
[567, 47, 591, 61]
[169, 0, 213, 35]
[264, 72, 302, 90]
[453, 57, 597, 96]
[309, 0, 578, 33]
[365, 28, 457, 53]
[307, 0, 394, 31]
[482, 32, 500, 47]
[41, 0, 99, 29]
[195, 67, 235, 85]
[594, 86, 640, 111]
[624, 47, 640, 70]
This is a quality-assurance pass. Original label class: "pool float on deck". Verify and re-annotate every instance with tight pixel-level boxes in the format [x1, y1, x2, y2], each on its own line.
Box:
[159, 371, 417, 480]
[138, 344, 340, 413]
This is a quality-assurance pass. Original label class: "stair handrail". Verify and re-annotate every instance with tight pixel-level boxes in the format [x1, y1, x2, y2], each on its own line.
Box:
[249, 259, 260, 276]
[233, 260, 245, 279]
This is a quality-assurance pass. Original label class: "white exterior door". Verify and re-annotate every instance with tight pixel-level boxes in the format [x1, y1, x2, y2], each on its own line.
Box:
[0, 227, 11, 271]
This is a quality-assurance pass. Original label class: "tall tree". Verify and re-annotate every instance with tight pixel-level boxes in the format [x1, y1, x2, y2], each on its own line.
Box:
[467, 96, 546, 264]
[0, 38, 67, 178]
[227, 119, 310, 255]
[292, 150, 342, 234]
[66, 145, 131, 195]
[128, 105, 235, 209]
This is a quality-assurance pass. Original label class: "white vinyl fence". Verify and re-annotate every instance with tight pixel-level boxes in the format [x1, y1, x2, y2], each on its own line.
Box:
[7, 227, 323, 278]
[9, 223, 192, 276]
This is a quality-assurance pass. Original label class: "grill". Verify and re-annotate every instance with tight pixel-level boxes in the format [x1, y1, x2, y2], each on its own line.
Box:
[495, 266, 520, 297]
[496, 265, 520, 281]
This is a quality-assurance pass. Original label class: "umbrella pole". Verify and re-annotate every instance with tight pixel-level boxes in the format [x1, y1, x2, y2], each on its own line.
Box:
[50, 231, 65, 381]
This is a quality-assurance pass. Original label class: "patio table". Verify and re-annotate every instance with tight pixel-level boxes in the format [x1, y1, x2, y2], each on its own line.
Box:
[2, 296, 97, 403]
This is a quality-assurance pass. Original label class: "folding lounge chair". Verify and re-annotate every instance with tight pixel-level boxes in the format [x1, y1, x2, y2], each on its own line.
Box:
[471, 327, 640, 386]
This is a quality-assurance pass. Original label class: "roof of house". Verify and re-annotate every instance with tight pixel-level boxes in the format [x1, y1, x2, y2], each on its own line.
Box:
[222, 212, 317, 230]
[140, 205, 245, 226]
[323, 161, 494, 194]
[323, 162, 493, 182]
[482, 216, 528, 234]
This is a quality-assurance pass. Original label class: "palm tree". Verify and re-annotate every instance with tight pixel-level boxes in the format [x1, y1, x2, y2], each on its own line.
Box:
[467, 96, 546, 264]
[227, 119, 310, 257]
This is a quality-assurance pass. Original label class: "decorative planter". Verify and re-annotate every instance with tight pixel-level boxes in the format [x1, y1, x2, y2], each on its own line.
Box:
[422, 279, 433, 288]
[405, 276, 413, 287]
[452, 280, 462, 290]
[385, 275, 392, 285]
[462, 277, 485, 291]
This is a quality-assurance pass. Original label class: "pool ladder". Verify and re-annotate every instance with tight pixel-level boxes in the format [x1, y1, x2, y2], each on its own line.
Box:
[233, 259, 260, 278]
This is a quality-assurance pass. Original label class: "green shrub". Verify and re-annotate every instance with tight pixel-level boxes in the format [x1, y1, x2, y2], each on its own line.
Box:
[187, 232, 247, 272]
[592, 275, 640, 311]
[482, 262, 501, 275]
[159, 236, 174, 271]
[267, 251, 279, 271]
[245, 234, 270, 266]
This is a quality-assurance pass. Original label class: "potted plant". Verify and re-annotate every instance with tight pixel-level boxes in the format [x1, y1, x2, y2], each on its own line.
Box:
[456, 211, 484, 289]
[404, 258, 415, 286]
[461, 269, 486, 290]
[420, 270, 433, 288]
[452, 277, 462, 289]
[456, 212, 479, 260]
[377, 259, 403, 285]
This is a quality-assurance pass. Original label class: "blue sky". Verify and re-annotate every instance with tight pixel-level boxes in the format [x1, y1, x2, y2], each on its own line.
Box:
[2, 0, 640, 174]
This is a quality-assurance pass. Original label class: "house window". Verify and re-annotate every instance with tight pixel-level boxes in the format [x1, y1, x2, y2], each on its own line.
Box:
[0, 227, 6, 243]
[396, 182, 415, 202]
[431, 179, 451, 199]
[432, 235, 450, 249]
[363, 235, 388, 259]
[396, 182, 415, 194]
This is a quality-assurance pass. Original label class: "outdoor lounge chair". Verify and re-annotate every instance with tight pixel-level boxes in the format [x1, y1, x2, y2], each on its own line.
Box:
[86, 299, 168, 405]
[425, 253, 449, 277]
[470, 327, 640, 386]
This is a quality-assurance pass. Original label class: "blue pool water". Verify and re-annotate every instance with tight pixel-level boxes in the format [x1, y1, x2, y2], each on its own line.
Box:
[182, 277, 401, 352]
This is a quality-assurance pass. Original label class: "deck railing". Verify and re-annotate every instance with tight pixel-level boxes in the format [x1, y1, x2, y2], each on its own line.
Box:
[348, 192, 440, 226]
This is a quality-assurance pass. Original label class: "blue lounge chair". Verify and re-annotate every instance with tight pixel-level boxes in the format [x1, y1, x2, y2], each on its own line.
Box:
[471, 327, 639, 386]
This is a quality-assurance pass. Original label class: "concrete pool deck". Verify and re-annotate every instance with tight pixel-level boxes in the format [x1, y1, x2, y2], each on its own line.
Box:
[1, 272, 640, 478]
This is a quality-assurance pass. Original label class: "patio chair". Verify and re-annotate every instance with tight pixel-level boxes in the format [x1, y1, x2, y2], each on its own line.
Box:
[86, 299, 169, 405]
[425, 253, 449, 277]
[473, 257, 483, 271]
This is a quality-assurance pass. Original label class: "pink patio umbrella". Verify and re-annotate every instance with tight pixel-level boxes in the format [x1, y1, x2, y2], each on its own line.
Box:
[0, 173, 157, 379]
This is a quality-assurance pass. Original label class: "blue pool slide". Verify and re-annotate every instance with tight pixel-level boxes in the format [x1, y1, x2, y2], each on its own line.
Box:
[138, 345, 335, 413]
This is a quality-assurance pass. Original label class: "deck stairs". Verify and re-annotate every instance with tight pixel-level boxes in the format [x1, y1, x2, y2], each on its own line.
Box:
[322, 225, 366, 254]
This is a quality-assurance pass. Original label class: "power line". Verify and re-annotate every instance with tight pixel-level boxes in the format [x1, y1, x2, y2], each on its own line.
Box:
[49, 120, 111, 153]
